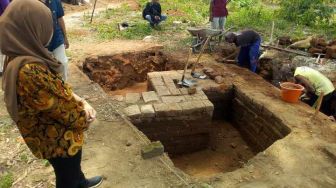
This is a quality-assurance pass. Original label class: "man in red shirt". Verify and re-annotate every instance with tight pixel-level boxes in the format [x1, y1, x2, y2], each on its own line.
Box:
[209, 0, 230, 30]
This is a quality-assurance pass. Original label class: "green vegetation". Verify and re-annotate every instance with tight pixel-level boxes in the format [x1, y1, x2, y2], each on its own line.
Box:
[43, 160, 50, 167]
[84, 0, 336, 48]
[20, 153, 29, 163]
[0, 173, 14, 188]
[279, 0, 334, 26]
[228, 0, 335, 39]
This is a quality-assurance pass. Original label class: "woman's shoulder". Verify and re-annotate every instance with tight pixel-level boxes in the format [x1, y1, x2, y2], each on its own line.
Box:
[18, 63, 59, 85]
[19, 63, 48, 74]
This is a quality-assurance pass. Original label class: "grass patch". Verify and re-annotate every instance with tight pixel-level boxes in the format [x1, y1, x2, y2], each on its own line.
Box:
[0, 173, 14, 188]
[83, 0, 335, 50]
[20, 154, 29, 163]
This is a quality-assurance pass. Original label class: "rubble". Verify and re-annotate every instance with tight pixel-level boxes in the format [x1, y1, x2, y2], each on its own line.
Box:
[141, 141, 164, 159]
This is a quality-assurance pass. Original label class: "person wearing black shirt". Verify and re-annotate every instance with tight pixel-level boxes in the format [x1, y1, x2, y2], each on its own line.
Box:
[225, 30, 261, 72]
[142, 0, 167, 27]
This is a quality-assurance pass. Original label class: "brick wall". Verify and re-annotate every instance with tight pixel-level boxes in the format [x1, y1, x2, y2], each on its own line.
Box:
[232, 87, 291, 152]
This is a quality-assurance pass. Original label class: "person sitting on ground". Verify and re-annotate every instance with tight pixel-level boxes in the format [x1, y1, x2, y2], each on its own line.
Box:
[209, 0, 230, 30]
[282, 65, 336, 121]
[225, 30, 261, 73]
[41, 0, 70, 81]
[0, 0, 103, 187]
[142, 0, 167, 28]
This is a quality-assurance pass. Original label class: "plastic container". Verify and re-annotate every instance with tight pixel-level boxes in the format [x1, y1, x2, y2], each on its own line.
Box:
[280, 82, 304, 103]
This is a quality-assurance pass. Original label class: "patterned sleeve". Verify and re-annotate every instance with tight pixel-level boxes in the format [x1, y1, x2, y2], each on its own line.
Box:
[17, 64, 88, 130]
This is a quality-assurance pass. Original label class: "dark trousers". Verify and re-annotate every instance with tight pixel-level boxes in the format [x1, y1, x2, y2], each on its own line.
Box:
[304, 90, 336, 117]
[48, 150, 87, 188]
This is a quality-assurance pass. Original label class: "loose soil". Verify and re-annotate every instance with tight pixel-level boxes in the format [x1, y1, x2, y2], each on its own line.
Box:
[108, 81, 148, 96]
[83, 51, 183, 91]
[172, 121, 255, 179]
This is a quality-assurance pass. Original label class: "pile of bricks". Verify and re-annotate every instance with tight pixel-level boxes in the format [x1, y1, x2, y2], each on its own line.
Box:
[123, 70, 214, 124]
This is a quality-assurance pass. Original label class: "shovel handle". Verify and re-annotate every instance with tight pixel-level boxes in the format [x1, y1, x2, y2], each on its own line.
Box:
[181, 48, 193, 82]
[191, 37, 211, 73]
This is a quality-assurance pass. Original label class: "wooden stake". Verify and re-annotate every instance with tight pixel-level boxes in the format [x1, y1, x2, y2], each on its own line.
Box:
[314, 92, 324, 116]
[269, 21, 275, 44]
[261, 44, 311, 56]
[90, 0, 98, 23]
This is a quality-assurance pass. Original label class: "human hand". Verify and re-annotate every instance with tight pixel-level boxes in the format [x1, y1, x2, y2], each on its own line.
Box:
[155, 16, 160, 20]
[64, 37, 70, 49]
[83, 100, 97, 123]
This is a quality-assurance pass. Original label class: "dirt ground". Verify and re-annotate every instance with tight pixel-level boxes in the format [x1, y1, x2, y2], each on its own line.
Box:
[172, 121, 255, 180]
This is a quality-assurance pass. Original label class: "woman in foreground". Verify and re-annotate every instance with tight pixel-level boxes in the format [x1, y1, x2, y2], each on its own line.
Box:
[0, 0, 102, 187]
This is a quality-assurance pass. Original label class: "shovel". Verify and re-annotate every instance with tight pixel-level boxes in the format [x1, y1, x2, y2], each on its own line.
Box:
[191, 36, 211, 79]
[178, 48, 197, 87]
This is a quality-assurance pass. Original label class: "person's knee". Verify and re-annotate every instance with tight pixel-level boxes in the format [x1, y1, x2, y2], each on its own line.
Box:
[145, 15, 151, 20]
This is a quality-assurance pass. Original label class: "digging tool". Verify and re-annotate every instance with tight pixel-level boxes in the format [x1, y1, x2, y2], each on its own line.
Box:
[314, 53, 325, 64]
[90, 0, 98, 23]
[190, 37, 211, 79]
[262, 44, 311, 56]
[178, 48, 197, 87]
[222, 49, 238, 62]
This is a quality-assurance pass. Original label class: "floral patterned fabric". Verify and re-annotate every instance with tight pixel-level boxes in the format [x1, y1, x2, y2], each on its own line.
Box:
[16, 63, 88, 159]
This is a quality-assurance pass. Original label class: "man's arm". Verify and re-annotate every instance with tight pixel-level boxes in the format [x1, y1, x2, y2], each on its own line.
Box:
[295, 75, 315, 96]
[58, 17, 69, 49]
[55, 0, 69, 49]
[143, 3, 150, 18]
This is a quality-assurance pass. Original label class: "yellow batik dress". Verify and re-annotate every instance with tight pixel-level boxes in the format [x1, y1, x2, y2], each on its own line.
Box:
[16, 64, 88, 159]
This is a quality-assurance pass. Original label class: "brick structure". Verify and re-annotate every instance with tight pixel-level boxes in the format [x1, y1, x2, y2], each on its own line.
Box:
[122, 71, 215, 155]
[122, 69, 291, 155]
[123, 71, 214, 124]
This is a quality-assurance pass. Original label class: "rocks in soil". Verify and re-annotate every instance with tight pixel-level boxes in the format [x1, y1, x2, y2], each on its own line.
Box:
[126, 141, 132, 147]
[111, 95, 124, 102]
[143, 36, 157, 42]
[278, 36, 292, 46]
[230, 143, 237, 149]
[289, 36, 313, 49]
[326, 45, 336, 59]
[203, 67, 214, 74]
[141, 141, 164, 159]
[279, 36, 336, 59]
[203, 67, 222, 80]
[215, 76, 224, 84]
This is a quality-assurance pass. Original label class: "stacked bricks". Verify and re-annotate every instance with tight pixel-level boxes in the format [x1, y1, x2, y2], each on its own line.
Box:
[123, 71, 214, 124]
[232, 87, 291, 152]
[121, 70, 215, 155]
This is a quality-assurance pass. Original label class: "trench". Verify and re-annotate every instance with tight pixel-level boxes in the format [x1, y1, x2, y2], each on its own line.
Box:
[82, 50, 291, 179]
[134, 87, 291, 178]
[82, 50, 184, 95]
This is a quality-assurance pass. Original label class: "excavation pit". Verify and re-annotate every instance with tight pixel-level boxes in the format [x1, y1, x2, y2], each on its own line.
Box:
[76, 58, 336, 187]
[120, 70, 292, 179]
[80, 51, 292, 179]
[82, 50, 183, 95]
